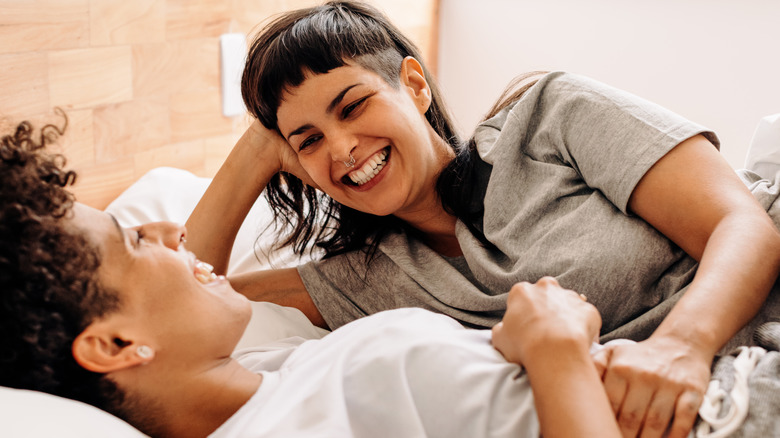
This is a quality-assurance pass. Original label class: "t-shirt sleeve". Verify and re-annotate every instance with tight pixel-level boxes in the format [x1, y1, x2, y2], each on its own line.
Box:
[484, 72, 720, 214]
[297, 250, 409, 330]
[297, 233, 510, 330]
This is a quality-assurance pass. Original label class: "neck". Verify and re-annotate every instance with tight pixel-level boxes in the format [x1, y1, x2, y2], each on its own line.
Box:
[397, 203, 461, 256]
[395, 128, 461, 256]
[118, 358, 262, 438]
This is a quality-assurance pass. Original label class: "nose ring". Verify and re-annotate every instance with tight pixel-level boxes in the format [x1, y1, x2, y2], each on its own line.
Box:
[343, 153, 356, 168]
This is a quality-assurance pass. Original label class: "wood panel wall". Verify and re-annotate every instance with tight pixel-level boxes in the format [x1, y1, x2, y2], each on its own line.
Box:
[0, 0, 439, 208]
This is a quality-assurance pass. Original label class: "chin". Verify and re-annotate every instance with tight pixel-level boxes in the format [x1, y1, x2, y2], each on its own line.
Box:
[339, 198, 400, 217]
[367, 204, 403, 217]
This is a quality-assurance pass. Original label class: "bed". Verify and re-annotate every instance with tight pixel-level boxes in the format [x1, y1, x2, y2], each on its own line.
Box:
[2, 113, 780, 437]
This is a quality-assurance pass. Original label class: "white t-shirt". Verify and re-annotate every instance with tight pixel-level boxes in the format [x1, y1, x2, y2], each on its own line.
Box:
[210, 308, 539, 437]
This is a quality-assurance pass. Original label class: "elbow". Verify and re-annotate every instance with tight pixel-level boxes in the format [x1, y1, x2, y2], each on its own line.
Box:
[753, 212, 780, 274]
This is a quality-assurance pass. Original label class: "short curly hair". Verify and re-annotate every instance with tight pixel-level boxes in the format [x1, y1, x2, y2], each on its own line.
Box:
[0, 112, 126, 417]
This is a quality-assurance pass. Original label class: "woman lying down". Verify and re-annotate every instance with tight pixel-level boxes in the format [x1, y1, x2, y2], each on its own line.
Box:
[0, 122, 776, 438]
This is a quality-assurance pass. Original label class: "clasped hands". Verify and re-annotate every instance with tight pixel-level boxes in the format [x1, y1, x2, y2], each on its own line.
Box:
[492, 278, 709, 438]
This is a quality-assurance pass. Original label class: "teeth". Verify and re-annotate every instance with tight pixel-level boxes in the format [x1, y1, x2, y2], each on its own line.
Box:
[194, 260, 218, 284]
[349, 149, 388, 186]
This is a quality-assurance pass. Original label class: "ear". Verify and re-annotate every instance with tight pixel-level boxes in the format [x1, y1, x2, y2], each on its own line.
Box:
[400, 56, 432, 114]
[72, 321, 153, 373]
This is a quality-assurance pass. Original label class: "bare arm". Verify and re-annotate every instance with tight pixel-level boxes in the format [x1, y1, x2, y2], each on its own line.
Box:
[230, 268, 327, 329]
[492, 278, 621, 438]
[185, 121, 286, 275]
[599, 134, 780, 437]
[185, 121, 324, 327]
[631, 135, 780, 350]
[524, 341, 618, 438]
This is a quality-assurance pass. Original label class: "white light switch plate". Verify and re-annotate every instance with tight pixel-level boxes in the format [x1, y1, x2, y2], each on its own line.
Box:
[220, 33, 247, 117]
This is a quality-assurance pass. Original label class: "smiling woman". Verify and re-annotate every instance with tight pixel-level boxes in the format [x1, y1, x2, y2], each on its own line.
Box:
[275, 59, 454, 223]
[68, 204, 253, 368]
[234, 0, 462, 259]
[184, 1, 780, 437]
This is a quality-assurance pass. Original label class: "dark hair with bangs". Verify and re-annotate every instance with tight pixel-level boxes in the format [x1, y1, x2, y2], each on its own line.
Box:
[242, 0, 543, 259]
[242, 0, 461, 259]
[242, 1, 454, 143]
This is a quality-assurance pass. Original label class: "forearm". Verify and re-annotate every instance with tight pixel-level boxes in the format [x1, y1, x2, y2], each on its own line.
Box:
[185, 125, 281, 274]
[628, 135, 780, 354]
[654, 212, 780, 355]
[523, 340, 620, 438]
[230, 268, 327, 329]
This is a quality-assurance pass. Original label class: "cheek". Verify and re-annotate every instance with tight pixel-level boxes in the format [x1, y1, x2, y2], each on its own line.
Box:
[299, 153, 337, 185]
[237, 298, 253, 325]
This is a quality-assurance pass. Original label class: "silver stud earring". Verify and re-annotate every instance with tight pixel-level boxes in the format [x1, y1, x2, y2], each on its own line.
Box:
[343, 153, 356, 168]
[136, 345, 153, 359]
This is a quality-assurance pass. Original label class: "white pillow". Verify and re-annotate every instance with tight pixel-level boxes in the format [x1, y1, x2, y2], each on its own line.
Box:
[0, 387, 146, 437]
[0, 167, 328, 437]
[745, 113, 780, 180]
[104, 166, 306, 276]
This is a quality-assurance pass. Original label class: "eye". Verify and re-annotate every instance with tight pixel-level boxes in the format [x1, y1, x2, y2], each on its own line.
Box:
[342, 96, 369, 119]
[135, 228, 145, 246]
[299, 134, 322, 151]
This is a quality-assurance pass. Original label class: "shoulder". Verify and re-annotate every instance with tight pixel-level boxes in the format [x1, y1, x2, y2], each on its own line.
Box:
[473, 71, 683, 157]
[487, 72, 638, 126]
[473, 72, 605, 138]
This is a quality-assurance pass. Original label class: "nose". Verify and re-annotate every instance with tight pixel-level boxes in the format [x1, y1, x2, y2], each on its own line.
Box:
[328, 130, 358, 166]
[140, 222, 187, 250]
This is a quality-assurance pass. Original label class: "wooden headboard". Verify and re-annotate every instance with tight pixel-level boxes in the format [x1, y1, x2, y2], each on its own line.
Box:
[0, 0, 439, 209]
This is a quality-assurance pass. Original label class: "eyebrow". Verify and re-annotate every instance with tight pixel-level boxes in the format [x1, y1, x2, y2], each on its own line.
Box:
[286, 83, 362, 141]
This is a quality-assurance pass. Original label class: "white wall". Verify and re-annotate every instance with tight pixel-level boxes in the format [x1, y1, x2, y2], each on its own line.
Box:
[437, 0, 780, 169]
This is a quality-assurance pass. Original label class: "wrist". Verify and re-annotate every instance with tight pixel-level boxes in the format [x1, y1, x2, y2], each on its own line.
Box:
[522, 337, 593, 380]
[227, 124, 284, 186]
[648, 326, 717, 360]
[520, 328, 592, 367]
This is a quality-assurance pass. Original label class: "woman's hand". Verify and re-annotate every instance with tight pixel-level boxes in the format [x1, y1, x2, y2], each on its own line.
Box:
[243, 120, 317, 189]
[592, 335, 711, 438]
[186, 120, 316, 274]
[492, 277, 600, 365]
[493, 278, 621, 438]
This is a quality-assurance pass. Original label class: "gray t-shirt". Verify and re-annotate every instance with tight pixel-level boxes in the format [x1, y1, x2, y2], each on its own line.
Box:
[297, 72, 778, 345]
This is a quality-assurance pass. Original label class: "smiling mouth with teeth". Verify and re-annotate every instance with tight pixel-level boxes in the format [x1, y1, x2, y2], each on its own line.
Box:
[347, 147, 389, 186]
[194, 260, 219, 284]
